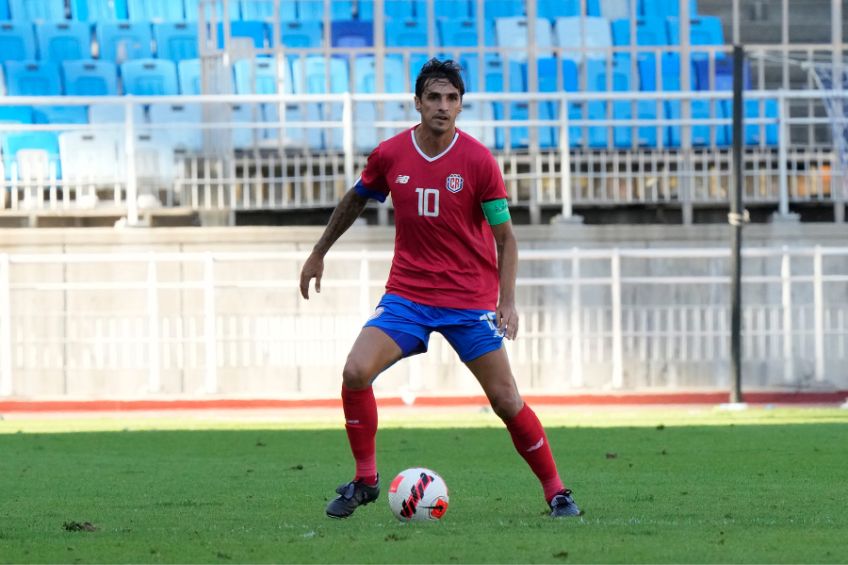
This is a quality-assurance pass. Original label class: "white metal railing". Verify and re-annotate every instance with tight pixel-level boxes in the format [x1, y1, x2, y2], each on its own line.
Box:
[0, 246, 846, 399]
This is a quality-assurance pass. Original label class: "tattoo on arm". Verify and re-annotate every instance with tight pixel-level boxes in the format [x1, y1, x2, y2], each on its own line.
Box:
[313, 190, 370, 256]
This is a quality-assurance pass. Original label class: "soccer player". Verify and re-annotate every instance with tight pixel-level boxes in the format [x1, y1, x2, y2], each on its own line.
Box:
[299, 59, 581, 519]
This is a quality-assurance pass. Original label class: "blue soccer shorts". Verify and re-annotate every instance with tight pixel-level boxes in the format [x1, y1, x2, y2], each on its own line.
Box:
[363, 293, 505, 363]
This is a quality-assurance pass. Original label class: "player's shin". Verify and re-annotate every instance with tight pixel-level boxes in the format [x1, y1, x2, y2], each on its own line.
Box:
[341, 384, 379, 485]
[505, 403, 565, 502]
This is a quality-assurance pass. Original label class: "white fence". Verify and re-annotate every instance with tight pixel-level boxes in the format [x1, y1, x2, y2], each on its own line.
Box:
[1, 246, 846, 400]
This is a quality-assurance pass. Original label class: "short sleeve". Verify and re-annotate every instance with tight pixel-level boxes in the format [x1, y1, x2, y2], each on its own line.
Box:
[354, 145, 390, 202]
[478, 150, 508, 203]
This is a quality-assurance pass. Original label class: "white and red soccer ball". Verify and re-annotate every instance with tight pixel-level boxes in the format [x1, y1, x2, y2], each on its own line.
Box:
[387, 467, 449, 522]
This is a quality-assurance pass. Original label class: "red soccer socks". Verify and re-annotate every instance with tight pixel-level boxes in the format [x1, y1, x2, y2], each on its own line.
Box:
[505, 403, 565, 502]
[341, 384, 378, 485]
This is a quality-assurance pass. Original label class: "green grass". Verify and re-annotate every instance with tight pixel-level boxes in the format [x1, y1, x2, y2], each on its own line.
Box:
[1, 409, 847, 563]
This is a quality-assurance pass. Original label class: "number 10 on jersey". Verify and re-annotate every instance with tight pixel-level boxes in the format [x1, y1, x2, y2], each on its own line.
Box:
[416, 188, 439, 217]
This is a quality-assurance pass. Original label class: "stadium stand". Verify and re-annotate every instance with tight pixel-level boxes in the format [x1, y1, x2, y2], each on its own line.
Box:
[8, 0, 66, 22]
[120, 59, 179, 95]
[148, 103, 204, 152]
[70, 0, 128, 21]
[36, 22, 92, 62]
[0, 22, 37, 61]
[4, 60, 61, 95]
[215, 20, 267, 49]
[126, 0, 184, 22]
[177, 58, 202, 95]
[278, 20, 323, 48]
[554, 16, 613, 61]
[97, 22, 154, 61]
[494, 16, 554, 59]
[62, 59, 119, 95]
[153, 22, 199, 61]
[331, 19, 373, 48]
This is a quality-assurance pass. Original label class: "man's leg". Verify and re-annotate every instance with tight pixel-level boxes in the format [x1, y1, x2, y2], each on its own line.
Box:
[465, 347, 580, 516]
[326, 327, 402, 518]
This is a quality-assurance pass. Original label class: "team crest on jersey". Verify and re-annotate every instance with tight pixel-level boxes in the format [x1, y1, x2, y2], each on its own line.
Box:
[445, 173, 464, 193]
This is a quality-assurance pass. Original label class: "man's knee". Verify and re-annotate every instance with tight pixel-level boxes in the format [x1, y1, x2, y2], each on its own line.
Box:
[489, 387, 524, 420]
[342, 357, 374, 390]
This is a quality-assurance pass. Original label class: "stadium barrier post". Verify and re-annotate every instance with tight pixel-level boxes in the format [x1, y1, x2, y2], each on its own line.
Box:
[569, 250, 584, 388]
[780, 247, 794, 383]
[813, 246, 825, 382]
[611, 248, 623, 389]
[146, 255, 161, 393]
[203, 253, 218, 394]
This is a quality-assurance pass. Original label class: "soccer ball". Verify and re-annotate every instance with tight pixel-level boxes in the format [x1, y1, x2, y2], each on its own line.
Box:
[387, 467, 449, 522]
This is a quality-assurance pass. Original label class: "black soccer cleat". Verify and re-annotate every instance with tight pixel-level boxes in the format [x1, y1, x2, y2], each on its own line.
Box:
[549, 489, 582, 517]
[325, 476, 380, 519]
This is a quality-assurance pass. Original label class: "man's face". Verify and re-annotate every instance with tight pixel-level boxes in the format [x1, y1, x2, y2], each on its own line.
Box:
[414, 78, 462, 135]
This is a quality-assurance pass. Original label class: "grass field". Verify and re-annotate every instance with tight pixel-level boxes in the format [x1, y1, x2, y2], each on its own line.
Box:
[1, 407, 847, 564]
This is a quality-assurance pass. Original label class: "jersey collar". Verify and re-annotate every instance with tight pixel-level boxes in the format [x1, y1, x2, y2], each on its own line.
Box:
[410, 128, 459, 162]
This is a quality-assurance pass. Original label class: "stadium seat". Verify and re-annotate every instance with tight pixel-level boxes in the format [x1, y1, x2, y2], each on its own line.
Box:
[8, 0, 65, 22]
[299, 0, 375, 21]
[606, 57, 659, 147]
[177, 57, 201, 94]
[233, 57, 291, 95]
[554, 16, 613, 62]
[438, 18, 496, 48]
[126, 0, 183, 22]
[148, 103, 203, 152]
[59, 130, 124, 184]
[537, 56, 582, 147]
[384, 0, 422, 20]
[639, 0, 697, 17]
[456, 98, 495, 147]
[88, 102, 145, 123]
[0, 64, 4, 95]
[0, 22, 37, 61]
[153, 22, 198, 61]
[62, 59, 118, 95]
[36, 22, 92, 63]
[70, 0, 128, 21]
[494, 17, 554, 60]
[292, 56, 349, 149]
[353, 55, 405, 93]
[33, 105, 88, 124]
[435, 0, 472, 18]
[385, 19, 428, 48]
[120, 58, 179, 95]
[483, 0, 524, 19]
[240, 0, 297, 22]
[4, 60, 61, 95]
[0, 105, 32, 123]
[331, 20, 372, 48]
[132, 131, 176, 187]
[216, 21, 266, 49]
[538, 0, 579, 19]
[598, 0, 633, 19]
[0, 0, 8, 19]
[666, 15, 723, 47]
[2, 131, 61, 180]
[97, 22, 154, 61]
[278, 20, 323, 49]
[461, 56, 526, 148]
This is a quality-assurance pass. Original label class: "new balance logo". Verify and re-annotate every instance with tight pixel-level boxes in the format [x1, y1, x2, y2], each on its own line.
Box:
[395, 175, 410, 184]
[346, 419, 360, 425]
[526, 438, 544, 453]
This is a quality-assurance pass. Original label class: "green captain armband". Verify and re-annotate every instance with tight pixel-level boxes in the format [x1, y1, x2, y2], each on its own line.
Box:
[481, 198, 511, 225]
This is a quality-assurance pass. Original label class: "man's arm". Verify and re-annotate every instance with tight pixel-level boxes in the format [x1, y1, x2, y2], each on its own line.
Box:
[299, 188, 370, 299]
[490, 220, 519, 339]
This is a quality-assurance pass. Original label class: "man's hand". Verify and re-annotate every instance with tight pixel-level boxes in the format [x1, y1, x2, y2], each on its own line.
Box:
[497, 301, 519, 340]
[299, 252, 324, 299]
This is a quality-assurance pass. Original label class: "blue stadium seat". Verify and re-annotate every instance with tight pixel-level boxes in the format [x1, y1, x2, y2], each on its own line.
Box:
[228, 103, 262, 149]
[483, 0, 524, 19]
[88, 102, 144, 123]
[385, 18, 428, 47]
[537, 56, 582, 147]
[353, 55, 406, 93]
[456, 98, 495, 147]
[240, 0, 297, 21]
[177, 57, 200, 94]
[384, 0, 423, 20]
[292, 55, 349, 94]
[216, 21, 266, 49]
[331, 20, 372, 48]
[62, 59, 118, 94]
[2, 131, 61, 180]
[435, 0, 472, 18]
[0, 0, 8, 20]
[185, 0, 240, 21]
[460, 56, 525, 148]
[299, 1, 375, 21]
[36, 22, 91, 63]
[0, 63, 4, 94]
[438, 18, 496, 48]
[666, 15, 723, 47]
[581, 58, 610, 147]
[70, 0, 128, 21]
[148, 103, 203, 152]
[0, 105, 33, 123]
[278, 20, 322, 48]
[120, 58, 179, 95]
[33, 105, 88, 124]
[4, 60, 61, 94]
[0, 22, 36, 61]
[8, 0, 64, 22]
[494, 17, 554, 60]
[611, 17, 669, 47]
[639, 0, 696, 17]
[126, 0, 183, 22]
[539, 0, 579, 19]
[97, 22, 154, 61]
[233, 57, 290, 95]
[607, 58, 659, 147]
[153, 22, 198, 61]
[554, 16, 613, 62]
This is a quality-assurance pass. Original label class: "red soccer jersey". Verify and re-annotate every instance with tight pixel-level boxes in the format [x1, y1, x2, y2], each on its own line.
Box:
[355, 126, 508, 310]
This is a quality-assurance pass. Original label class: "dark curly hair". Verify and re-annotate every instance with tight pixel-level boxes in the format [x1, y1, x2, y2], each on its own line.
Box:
[414, 58, 466, 99]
